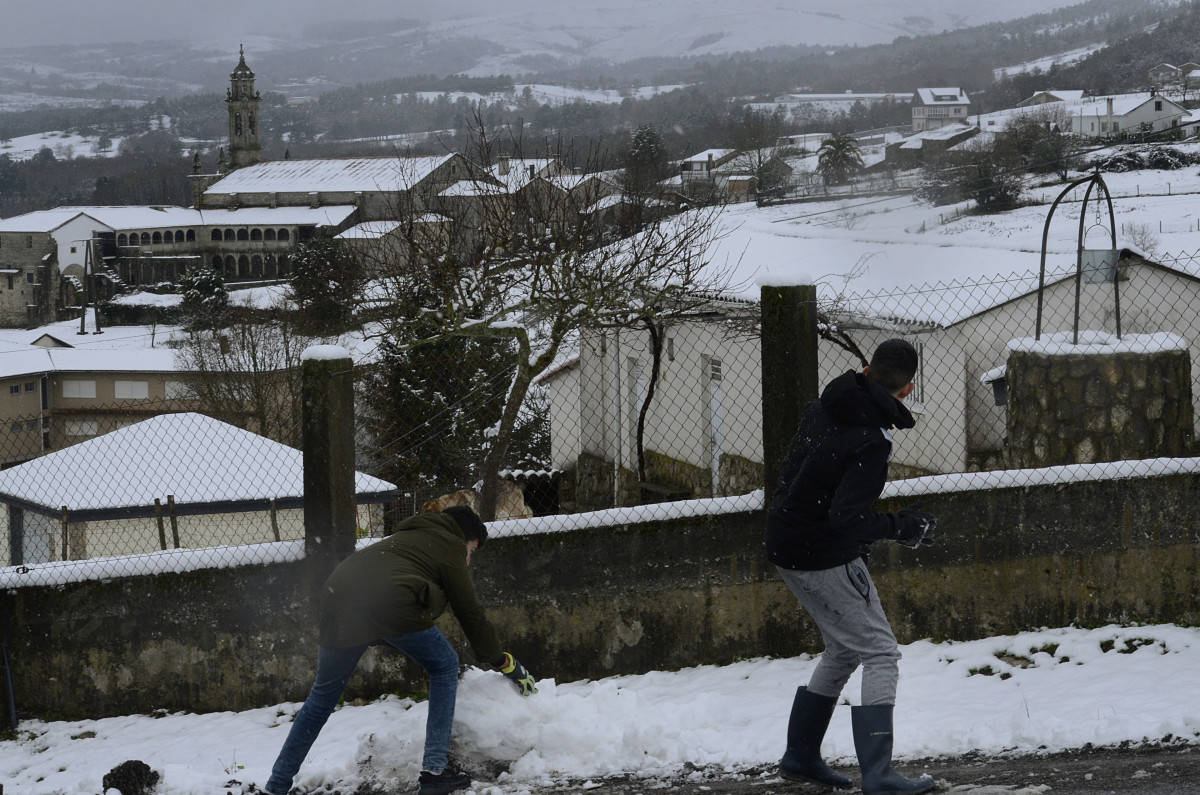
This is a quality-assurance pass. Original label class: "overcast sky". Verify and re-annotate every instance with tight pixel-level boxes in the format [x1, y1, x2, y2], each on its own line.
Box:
[0, 0, 539, 48]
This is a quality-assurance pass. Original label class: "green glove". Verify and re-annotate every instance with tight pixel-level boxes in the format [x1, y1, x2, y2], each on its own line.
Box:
[499, 652, 537, 696]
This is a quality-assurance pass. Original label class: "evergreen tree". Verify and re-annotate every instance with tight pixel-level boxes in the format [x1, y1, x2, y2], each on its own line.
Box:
[288, 238, 365, 334]
[178, 267, 228, 329]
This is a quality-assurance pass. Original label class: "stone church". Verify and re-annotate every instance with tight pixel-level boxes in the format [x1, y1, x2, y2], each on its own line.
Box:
[0, 48, 482, 326]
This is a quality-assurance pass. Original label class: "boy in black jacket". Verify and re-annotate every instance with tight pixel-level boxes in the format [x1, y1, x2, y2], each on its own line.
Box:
[766, 339, 936, 795]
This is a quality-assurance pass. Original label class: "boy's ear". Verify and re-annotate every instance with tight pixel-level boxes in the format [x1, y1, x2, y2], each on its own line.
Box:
[897, 382, 916, 400]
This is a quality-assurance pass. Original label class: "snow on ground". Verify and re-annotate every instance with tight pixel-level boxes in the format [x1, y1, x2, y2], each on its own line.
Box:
[703, 143, 1200, 308]
[2, 623, 1197, 794]
[0, 129, 127, 161]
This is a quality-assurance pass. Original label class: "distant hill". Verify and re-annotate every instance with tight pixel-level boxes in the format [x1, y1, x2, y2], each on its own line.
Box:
[0, 0, 1184, 108]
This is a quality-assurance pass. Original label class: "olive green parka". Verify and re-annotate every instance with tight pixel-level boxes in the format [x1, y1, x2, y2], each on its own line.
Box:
[318, 511, 502, 664]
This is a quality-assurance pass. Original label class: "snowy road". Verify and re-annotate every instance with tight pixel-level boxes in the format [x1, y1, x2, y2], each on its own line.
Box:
[527, 744, 1200, 794]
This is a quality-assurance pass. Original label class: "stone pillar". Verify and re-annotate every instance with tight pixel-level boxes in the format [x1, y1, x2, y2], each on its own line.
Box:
[1006, 333, 1193, 468]
[301, 345, 357, 599]
[760, 284, 819, 508]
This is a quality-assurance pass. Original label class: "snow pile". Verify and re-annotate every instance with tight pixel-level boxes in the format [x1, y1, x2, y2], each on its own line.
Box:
[2, 624, 1198, 794]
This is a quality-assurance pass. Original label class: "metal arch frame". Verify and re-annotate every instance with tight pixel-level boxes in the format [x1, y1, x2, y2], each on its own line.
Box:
[1036, 172, 1120, 343]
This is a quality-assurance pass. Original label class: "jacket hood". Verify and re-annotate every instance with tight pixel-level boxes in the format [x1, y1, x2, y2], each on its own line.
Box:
[820, 370, 916, 430]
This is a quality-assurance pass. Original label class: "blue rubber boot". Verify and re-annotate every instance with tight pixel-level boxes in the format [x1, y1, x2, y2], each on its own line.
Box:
[779, 687, 853, 789]
[851, 704, 934, 794]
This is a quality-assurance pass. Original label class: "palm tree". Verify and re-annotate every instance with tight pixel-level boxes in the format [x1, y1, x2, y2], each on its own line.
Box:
[816, 133, 865, 186]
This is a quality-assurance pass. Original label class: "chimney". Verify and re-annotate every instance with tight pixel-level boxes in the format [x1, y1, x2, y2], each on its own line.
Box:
[1150, 86, 1157, 97]
[528, 164, 536, 180]
[707, 152, 714, 172]
[498, 155, 510, 176]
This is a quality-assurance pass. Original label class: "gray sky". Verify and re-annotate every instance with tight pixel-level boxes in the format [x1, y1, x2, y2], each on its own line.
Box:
[0, 0, 543, 48]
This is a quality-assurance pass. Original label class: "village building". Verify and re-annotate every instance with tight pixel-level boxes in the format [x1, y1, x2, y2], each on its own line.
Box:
[911, 87, 971, 132]
[0, 412, 397, 566]
[1066, 91, 1187, 138]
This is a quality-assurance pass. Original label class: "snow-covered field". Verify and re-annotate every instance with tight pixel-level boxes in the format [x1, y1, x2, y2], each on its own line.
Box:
[0, 129, 129, 161]
[2, 623, 1197, 794]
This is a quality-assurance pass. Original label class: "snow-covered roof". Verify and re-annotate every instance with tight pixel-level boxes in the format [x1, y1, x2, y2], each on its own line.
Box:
[204, 155, 458, 195]
[335, 221, 402, 240]
[1067, 93, 1185, 118]
[916, 87, 969, 105]
[0, 348, 181, 380]
[683, 148, 736, 164]
[0, 207, 102, 234]
[489, 158, 560, 190]
[439, 179, 508, 198]
[0, 205, 356, 234]
[1019, 90, 1086, 106]
[0, 412, 397, 520]
[898, 123, 977, 149]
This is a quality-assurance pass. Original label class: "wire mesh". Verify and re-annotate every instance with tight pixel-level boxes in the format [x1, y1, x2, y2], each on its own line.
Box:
[0, 396, 391, 587]
[2, 249, 1196, 584]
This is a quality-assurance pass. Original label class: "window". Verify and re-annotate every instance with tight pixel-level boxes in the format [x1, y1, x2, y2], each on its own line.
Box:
[62, 380, 97, 399]
[24, 382, 35, 392]
[114, 380, 149, 399]
[70, 246, 77, 254]
[9, 385, 19, 396]
[165, 380, 193, 399]
[25, 273, 33, 284]
[1155, 101, 1163, 111]
[24, 419, 36, 431]
[10, 422, 21, 433]
[65, 419, 99, 437]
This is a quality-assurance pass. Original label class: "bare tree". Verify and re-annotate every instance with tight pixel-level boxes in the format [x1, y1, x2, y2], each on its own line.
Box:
[362, 120, 736, 519]
[172, 298, 324, 446]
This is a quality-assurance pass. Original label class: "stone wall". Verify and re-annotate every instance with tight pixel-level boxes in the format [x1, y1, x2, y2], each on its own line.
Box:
[1007, 344, 1194, 467]
[3, 471, 1198, 721]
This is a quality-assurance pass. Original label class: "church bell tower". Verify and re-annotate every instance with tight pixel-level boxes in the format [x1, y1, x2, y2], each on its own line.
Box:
[226, 44, 263, 169]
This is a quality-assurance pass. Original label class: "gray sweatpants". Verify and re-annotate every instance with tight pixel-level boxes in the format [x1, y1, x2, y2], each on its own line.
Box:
[777, 559, 901, 706]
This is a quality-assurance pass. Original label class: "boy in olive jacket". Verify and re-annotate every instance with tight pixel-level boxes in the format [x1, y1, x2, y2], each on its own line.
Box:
[265, 506, 535, 795]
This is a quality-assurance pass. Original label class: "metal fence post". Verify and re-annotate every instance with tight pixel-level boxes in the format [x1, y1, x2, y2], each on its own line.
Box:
[302, 345, 357, 572]
[760, 284, 819, 511]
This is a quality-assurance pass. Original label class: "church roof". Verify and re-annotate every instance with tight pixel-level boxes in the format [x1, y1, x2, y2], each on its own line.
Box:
[204, 155, 459, 195]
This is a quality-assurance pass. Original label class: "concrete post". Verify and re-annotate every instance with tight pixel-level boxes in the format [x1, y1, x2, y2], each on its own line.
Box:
[301, 345, 357, 572]
[760, 284, 819, 510]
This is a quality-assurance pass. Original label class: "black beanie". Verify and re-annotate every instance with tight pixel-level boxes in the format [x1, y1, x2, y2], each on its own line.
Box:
[442, 505, 487, 548]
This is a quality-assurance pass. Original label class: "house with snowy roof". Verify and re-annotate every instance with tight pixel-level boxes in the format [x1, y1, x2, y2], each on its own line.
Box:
[911, 87, 971, 132]
[536, 204, 1200, 508]
[1067, 91, 1186, 138]
[0, 412, 397, 567]
[0, 344, 203, 467]
[885, 122, 979, 168]
[1016, 89, 1087, 107]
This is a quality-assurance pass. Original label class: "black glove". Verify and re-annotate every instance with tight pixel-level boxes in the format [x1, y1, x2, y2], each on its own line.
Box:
[497, 652, 537, 696]
[895, 504, 937, 549]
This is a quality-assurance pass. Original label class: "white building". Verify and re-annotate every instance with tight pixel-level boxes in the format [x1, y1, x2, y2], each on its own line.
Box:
[912, 88, 971, 132]
[1067, 92, 1186, 138]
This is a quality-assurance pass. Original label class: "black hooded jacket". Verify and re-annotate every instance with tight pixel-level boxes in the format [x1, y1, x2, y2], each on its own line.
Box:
[766, 369, 916, 571]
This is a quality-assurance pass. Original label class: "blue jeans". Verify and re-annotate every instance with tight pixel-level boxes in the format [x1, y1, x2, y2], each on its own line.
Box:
[265, 626, 460, 794]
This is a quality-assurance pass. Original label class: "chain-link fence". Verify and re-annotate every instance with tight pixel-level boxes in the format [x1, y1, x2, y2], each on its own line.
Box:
[515, 247, 1198, 534]
[0, 399, 394, 587]
[1, 248, 1196, 584]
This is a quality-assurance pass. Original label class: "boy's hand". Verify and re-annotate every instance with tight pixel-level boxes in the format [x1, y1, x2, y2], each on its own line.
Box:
[895, 507, 937, 548]
[498, 652, 537, 695]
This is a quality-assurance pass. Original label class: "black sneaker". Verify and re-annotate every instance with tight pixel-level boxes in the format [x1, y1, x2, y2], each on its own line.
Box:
[417, 768, 471, 795]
